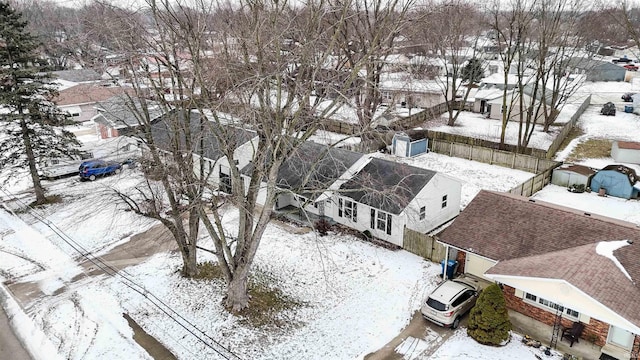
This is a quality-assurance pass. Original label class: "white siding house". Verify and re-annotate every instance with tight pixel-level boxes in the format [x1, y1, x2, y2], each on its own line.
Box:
[333, 157, 462, 247]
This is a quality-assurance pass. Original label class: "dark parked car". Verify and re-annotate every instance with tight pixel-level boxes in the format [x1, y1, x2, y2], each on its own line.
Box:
[613, 57, 634, 64]
[622, 93, 635, 102]
[601, 102, 616, 116]
[79, 159, 122, 181]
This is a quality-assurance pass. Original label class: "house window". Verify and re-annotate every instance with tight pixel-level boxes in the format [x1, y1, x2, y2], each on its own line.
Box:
[441, 195, 448, 209]
[419, 206, 426, 220]
[370, 209, 392, 235]
[524, 293, 579, 319]
[219, 171, 232, 194]
[338, 198, 357, 221]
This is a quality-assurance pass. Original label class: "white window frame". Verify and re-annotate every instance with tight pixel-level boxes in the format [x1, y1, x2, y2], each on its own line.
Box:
[339, 198, 357, 222]
[419, 206, 426, 220]
[370, 208, 392, 235]
[441, 195, 448, 209]
[524, 293, 579, 320]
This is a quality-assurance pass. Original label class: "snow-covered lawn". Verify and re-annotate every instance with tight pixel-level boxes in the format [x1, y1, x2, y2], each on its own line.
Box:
[532, 184, 640, 226]
[419, 110, 562, 151]
[1, 169, 561, 360]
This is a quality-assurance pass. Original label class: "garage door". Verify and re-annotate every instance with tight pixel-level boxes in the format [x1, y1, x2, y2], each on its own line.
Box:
[465, 254, 497, 281]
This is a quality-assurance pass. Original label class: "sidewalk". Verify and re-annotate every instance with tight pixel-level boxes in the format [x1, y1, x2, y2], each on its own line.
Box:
[0, 304, 31, 360]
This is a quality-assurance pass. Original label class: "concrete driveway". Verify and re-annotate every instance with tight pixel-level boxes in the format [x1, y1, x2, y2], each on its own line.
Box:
[363, 310, 463, 360]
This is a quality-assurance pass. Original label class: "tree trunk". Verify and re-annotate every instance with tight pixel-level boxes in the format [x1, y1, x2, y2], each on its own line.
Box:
[181, 245, 198, 277]
[20, 118, 46, 204]
[225, 268, 250, 312]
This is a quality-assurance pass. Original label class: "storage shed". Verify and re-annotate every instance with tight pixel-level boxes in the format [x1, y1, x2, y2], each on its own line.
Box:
[551, 164, 596, 188]
[611, 140, 640, 164]
[392, 132, 428, 158]
[590, 164, 640, 199]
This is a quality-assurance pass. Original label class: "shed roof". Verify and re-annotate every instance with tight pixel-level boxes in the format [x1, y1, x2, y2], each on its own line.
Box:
[600, 164, 639, 185]
[555, 164, 596, 177]
[338, 157, 436, 215]
[617, 141, 640, 150]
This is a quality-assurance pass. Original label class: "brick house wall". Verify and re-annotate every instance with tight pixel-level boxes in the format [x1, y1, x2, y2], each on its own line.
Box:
[502, 285, 609, 347]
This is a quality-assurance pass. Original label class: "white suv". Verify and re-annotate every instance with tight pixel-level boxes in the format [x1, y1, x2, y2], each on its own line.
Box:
[421, 278, 480, 329]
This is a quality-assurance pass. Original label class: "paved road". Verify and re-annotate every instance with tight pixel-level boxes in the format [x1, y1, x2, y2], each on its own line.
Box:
[0, 304, 32, 360]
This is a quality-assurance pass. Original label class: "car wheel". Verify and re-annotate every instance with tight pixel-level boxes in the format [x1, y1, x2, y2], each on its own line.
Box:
[114, 168, 121, 175]
[452, 317, 461, 329]
[89, 175, 96, 181]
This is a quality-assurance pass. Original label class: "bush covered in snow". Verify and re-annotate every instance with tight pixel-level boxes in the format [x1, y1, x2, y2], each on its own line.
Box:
[467, 283, 512, 346]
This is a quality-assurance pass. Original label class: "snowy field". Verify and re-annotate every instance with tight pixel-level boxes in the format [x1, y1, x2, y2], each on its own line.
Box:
[421, 111, 561, 151]
[0, 173, 564, 360]
[0, 148, 544, 359]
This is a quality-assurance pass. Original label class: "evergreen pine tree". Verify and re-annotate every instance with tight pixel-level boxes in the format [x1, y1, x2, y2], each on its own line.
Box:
[467, 283, 512, 346]
[0, 1, 80, 204]
[462, 58, 484, 84]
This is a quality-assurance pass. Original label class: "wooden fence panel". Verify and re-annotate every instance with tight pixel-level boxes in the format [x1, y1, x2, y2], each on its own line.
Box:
[403, 227, 434, 260]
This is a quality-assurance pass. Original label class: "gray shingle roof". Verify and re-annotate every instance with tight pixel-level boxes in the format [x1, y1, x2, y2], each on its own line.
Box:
[151, 111, 256, 161]
[94, 96, 165, 129]
[275, 142, 362, 200]
[52, 69, 102, 83]
[339, 157, 436, 215]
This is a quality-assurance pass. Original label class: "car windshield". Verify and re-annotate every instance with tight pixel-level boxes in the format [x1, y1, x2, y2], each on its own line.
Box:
[426, 297, 447, 311]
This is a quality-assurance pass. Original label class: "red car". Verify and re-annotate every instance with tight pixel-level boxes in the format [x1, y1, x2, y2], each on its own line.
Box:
[624, 64, 638, 71]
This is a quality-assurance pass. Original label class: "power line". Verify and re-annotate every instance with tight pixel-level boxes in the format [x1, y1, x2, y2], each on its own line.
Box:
[0, 185, 242, 360]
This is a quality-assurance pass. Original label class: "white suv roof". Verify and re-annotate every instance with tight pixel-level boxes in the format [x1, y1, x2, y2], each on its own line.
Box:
[429, 280, 474, 303]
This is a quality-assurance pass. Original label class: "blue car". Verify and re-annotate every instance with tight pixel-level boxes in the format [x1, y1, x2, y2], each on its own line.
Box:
[79, 159, 122, 181]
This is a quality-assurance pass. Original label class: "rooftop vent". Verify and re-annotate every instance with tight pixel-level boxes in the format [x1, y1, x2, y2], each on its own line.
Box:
[528, 199, 535, 202]
[628, 240, 634, 245]
[584, 212, 591, 216]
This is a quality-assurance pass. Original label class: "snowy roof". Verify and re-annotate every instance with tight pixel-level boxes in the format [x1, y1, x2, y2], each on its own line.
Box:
[52, 69, 102, 83]
[93, 95, 165, 129]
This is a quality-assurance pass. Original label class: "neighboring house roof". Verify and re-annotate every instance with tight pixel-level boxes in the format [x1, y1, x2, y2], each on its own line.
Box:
[51, 69, 102, 83]
[617, 140, 640, 150]
[151, 111, 256, 161]
[379, 73, 444, 93]
[273, 142, 363, 200]
[555, 164, 596, 177]
[486, 240, 640, 332]
[94, 96, 165, 129]
[339, 157, 437, 215]
[600, 164, 639, 185]
[563, 57, 624, 72]
[54, 84, 131, 106]
[474, 88, 504, 101]
[438, 190, 640, 264]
